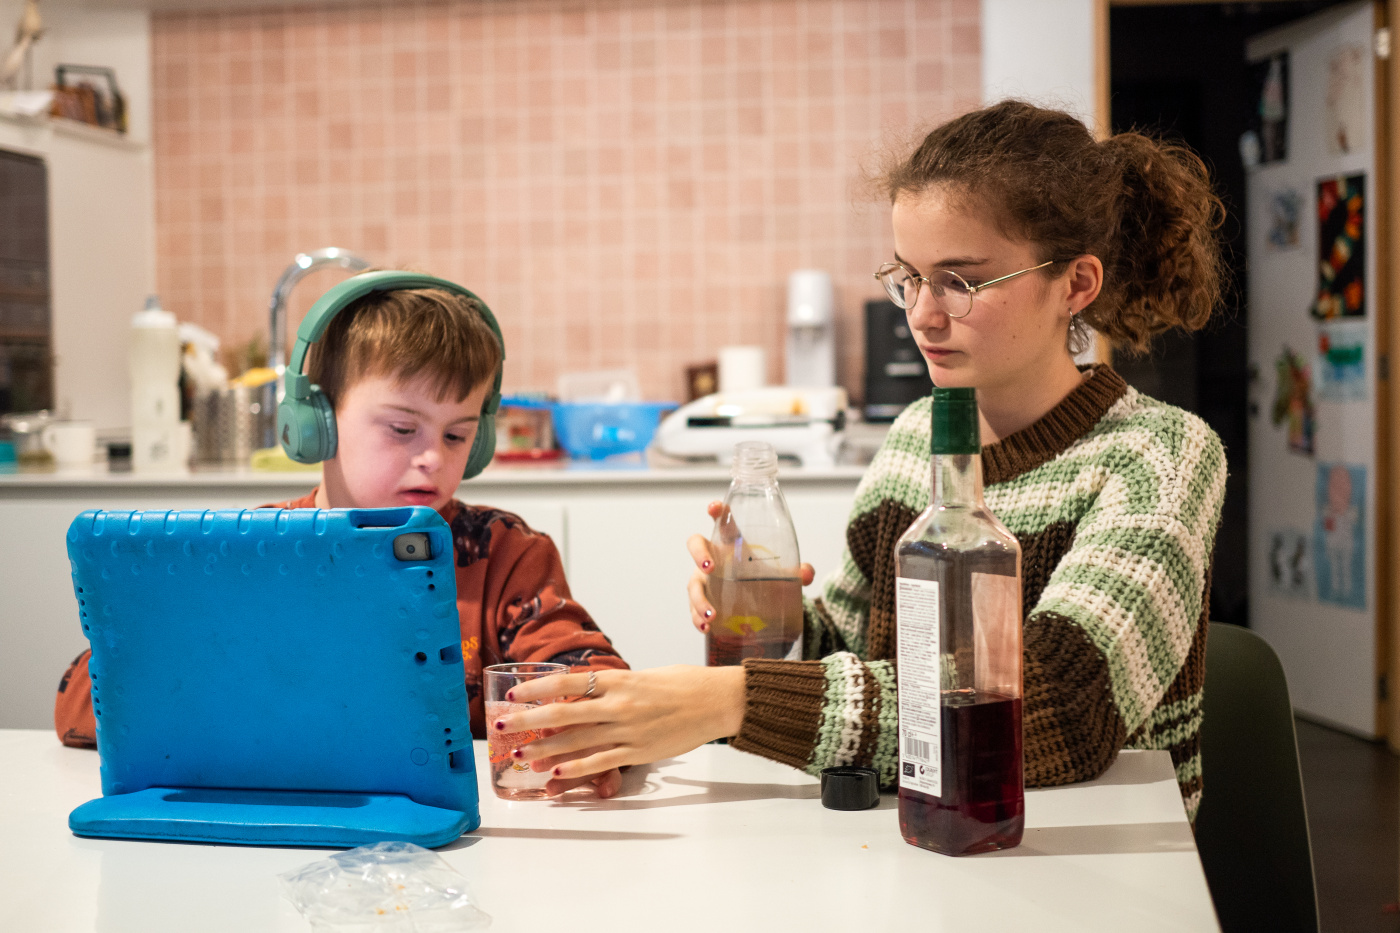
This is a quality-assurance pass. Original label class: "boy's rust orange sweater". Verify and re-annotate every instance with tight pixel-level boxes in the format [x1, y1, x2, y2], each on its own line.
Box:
[54, 490, 628, 748]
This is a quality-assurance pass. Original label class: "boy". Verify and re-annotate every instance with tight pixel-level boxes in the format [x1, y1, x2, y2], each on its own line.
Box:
[55, 279, 629, 796]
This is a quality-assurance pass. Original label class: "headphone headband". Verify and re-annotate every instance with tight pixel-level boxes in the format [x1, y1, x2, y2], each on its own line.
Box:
[278, 270, 505, 477]
[285, 270, 504, 404]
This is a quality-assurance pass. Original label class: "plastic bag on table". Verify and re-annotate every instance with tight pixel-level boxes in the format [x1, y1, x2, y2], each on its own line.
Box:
[279, 841, 491, 932]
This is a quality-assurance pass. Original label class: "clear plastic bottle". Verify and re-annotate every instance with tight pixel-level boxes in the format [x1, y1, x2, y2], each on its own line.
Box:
[130, 295, 182, 474]
[705, 441, 804, 666]
[895, 387, 1024, 855]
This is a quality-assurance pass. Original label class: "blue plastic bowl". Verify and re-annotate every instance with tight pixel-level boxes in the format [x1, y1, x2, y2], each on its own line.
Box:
[550, 401, 676, 460]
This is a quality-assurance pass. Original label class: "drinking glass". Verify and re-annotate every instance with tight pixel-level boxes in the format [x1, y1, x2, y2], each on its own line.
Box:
[484, 662, 568, 800]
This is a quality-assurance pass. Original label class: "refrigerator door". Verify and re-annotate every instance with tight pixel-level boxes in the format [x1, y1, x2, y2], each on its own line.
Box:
[1246, 0, 1383, 735]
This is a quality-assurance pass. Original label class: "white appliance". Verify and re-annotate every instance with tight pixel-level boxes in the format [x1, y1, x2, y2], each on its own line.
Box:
[786, 270, 836, 387]
[653, 386, 847, 468]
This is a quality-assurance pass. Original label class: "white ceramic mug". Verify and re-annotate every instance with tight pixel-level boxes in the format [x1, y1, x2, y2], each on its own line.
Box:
[42, 420, 97, 471]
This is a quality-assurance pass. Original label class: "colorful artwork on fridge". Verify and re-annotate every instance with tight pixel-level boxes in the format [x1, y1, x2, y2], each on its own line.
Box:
[1272, 346, 1315, 455]
[1249, 52, 1289, 164]
[1313, 462, 1366, 610]
[1267, 528, 1312, 600]
[1316, 318, 1367, 402]
[1311, 174, 1365, 320]
[1266, 188, 1302, 251]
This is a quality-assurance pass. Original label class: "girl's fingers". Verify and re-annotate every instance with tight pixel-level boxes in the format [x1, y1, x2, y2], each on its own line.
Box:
[546, 746, 632, 782]
[496, 699, 609, 736]
[503, 670, 590, 704]
[541, 773, 598, 795]
[687, 574, 714, 631]
[541, 767, 621, 798]
[800, 562, 815, 586]
[518, 721, 625, 764]
[707, 500, 724, 519]
[527, 740, 614, 773]
[591, 767, 623, 798]
[686, 534, 714, 572]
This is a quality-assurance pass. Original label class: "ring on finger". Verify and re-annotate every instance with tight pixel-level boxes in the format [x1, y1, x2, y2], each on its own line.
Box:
[582, 670, 598, 699]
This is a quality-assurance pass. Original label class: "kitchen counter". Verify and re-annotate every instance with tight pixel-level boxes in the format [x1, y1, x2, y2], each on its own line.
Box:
[0, 459, 867, 730]
[0, 460, 869, 489]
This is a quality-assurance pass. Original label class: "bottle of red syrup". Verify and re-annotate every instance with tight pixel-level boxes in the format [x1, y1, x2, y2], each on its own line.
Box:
[895, 386, 1024, 855]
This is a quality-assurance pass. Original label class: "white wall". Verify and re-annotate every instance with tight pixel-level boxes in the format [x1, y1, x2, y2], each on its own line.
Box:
[0, 1, 154, 431]
[980, 0, 1098, 128]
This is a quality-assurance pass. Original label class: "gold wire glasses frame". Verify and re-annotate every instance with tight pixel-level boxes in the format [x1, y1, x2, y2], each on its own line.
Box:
[873, 259, 1057, 318]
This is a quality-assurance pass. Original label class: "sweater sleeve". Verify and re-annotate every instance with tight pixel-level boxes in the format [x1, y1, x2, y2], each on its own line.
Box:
[488, 528, 629, 673]
[1020, 421, 1226, 790]
[732, 653, 901, 788]
[730, 536, 901, 785]
[732, 432, 904, 785]
[54, 649, 97, 748]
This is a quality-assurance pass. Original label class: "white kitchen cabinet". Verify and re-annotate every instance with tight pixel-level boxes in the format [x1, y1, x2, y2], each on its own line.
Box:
[0, 464, 863, 728]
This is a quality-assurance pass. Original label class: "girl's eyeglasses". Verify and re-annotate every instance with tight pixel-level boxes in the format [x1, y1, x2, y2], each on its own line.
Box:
[873, 260, 1056, 318]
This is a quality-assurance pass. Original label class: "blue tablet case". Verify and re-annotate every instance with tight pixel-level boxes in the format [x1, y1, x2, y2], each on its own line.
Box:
[65, 506, 480, 848]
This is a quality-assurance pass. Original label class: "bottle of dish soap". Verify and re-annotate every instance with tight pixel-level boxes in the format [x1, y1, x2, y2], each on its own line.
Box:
[130, 295, 182, 473]
[705, 441, 804, 666]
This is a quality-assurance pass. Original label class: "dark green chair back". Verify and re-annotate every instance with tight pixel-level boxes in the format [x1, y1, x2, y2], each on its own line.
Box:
[1195, 622, 1319, 933]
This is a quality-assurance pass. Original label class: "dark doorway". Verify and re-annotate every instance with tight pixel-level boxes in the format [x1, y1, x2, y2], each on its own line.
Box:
[1109, 1, 1347, 629]
[0, 149, 52, 416]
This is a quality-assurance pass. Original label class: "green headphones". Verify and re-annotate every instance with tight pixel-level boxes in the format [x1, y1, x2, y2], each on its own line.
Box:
[276, 270, 504, 479]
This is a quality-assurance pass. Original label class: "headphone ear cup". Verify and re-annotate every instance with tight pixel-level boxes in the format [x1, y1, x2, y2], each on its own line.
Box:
[277, 387, 338, 463]
[462, 412, 496, 479]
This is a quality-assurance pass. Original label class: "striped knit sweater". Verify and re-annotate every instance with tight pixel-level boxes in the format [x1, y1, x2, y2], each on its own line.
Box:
[731, 366, 1226, 819]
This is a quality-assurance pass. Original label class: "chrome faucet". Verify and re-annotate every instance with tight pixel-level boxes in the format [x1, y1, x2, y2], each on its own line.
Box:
[267, 247, 372, 377]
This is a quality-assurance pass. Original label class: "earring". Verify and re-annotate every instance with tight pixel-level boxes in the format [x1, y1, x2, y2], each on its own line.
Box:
[1067, 313, 1093, 356]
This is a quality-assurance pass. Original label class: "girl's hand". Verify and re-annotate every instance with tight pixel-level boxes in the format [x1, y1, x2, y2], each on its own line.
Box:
[536, 759, 623, 799]
[493, 665, 747, 789]
[686, 501, 815, 634]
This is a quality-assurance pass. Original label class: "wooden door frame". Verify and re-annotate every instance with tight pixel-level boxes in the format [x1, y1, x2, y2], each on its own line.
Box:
[1094, 0, 1398, 746]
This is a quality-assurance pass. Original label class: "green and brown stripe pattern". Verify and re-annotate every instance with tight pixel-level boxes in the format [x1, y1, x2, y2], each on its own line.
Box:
[731, 366, 1226, 820]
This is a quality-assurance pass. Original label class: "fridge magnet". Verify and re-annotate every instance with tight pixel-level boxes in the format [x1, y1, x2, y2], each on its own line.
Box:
[1326, 44, 1367, 155]
[1316, 319, 1367, 402]
[1313, 462, 1366, 610]
[1248, 52, 1289, 165]
[1271, 346, 1315, 455]
[1267, 527, 1312, 600]
[1266, 188, 1302, 251]
[1311, 174, 1365, 320]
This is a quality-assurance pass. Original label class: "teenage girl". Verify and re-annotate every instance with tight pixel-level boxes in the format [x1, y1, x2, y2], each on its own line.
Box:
[500, 100, 1228, 818]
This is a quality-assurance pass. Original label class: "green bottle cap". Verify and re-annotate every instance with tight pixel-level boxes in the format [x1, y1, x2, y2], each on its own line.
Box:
[931, 387, 979, 454]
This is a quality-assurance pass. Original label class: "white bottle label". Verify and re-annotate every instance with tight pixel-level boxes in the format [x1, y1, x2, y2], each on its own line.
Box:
[896, 576, 941, 799]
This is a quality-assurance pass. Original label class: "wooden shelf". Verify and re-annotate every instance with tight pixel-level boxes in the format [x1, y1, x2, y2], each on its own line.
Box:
[0, 110, 145, 151]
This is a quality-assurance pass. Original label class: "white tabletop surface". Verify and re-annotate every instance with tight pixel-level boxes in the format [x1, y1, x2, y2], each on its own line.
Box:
[0, 730, 1219, 932]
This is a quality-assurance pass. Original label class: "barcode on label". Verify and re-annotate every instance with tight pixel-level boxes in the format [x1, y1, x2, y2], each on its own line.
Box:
[904, 734, 931, 761]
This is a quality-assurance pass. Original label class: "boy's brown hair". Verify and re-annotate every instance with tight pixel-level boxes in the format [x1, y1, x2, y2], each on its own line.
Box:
[308, 287, 502, 410]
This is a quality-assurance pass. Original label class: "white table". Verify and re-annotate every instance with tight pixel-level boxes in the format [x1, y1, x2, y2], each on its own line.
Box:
[0, 730, 1219, 932]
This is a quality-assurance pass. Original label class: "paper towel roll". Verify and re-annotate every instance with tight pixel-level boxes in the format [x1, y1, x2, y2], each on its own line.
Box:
[718, 346, 766, 392]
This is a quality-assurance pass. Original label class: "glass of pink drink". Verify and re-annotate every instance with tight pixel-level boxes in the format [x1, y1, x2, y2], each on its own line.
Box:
[484, 662, 568, 800]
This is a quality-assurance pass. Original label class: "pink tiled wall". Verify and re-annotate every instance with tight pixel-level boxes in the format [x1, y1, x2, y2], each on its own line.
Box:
[152, 0, 981, 401]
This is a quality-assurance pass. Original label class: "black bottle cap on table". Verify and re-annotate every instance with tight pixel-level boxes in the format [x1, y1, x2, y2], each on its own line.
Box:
[820, 766, 880, 810]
